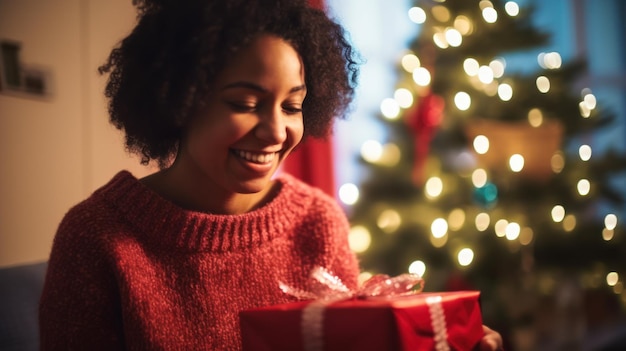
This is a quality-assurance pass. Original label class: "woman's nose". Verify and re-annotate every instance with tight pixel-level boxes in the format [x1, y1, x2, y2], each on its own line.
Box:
[255, 106, 288, 143]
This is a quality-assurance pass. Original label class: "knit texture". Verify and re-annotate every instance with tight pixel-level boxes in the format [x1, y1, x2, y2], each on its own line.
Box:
[39, 171, 360, 351]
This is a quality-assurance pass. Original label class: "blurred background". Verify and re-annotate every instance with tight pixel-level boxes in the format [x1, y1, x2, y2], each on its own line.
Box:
[1, 0, 625, 350]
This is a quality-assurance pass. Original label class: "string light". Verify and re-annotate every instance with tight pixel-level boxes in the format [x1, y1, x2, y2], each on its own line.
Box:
[339, 183, 359, 205]
[445, 28, 463, 47]
[448, 208, 466, 231]
[425, 177, 444, 198]
[433, 32, 449, 49]
[478, 65, 494, 84]
[413, 67, 432, 86]
[408, 7, 427, 24]
[577, 179, 590, 196]
[360, 140, 383, 163]
[431, 5, 451, 22]
[579, 145, 592, 161]
[504, 1, 520, 16]
[509, 154, 524, 172]
[475, 212, 491, 231]
[498, 83, 513, 101]
[401, 53, 421, 72]
[551, 151, 565, 173]
[538, 52, 562, 69]
[380, 98, 401, 119]
[473, 135, 489, 154]
[482, 7, 498, 23]
[505, 222, 521, 240]
[528, 108, 543, 127]
[457, 248, 474, 266]
[394, 88, 414, 108]
[472, 168, 488, 187]
[454, 15, 473, 35]
[551, 205, 565, 222]
[602, 228, 615, 241]
[464, 58, 480, 76]
[377, 209, 402, 233]
[607, 272, 619, 287]
[519, 227, 534, 245]
[563, 214, 577, 232]
[408, 260, 426, 277]
[605, 214, 618, 230]
[454, 91, 472, 110]
[489, 58, 506, 78]
[431, 218, 448, 239]
[494, 219, 508, 237]
[348, 225, 371, 253]
[536, 76, 550, 93]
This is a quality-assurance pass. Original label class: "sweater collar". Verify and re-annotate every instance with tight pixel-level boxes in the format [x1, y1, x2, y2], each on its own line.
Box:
[98, 170, 305, 253]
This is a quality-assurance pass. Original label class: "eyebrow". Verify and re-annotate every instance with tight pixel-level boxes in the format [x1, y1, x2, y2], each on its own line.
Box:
[220, 81, 306, 94]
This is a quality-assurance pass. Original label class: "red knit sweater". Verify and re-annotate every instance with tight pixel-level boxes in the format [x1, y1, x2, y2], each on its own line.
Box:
[39, 171, 360, 350]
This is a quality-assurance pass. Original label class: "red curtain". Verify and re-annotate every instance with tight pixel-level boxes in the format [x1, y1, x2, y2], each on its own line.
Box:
[282, 0, 336, 198]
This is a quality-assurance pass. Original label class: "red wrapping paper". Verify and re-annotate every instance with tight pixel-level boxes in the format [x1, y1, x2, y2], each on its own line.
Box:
[240, 290, 483, 351]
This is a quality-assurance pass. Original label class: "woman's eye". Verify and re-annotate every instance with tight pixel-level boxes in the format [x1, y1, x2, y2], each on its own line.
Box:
[283, 105, 303, 114]
[228, 102, 256, 112]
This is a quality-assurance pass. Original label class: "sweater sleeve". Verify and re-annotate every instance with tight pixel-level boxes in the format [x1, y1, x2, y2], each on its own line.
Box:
[39, 204, 125, 351]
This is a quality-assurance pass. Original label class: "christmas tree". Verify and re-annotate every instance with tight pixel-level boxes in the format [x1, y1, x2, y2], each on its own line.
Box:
[347, 0, 626, 349]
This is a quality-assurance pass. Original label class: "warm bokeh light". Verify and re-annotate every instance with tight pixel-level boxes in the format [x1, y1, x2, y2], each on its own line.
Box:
[605, 214, 618, 230]
[408, 6, 427, 24]
[482, 7, 498, 23]
[454, 15, 473, 35]
[494, 219, 508, 237]
[408, 260, 426, 277]
[519, 227, 534, 245]
[538, 52, 562, 69]
[498, 83, 513, 101]
[445, 28, 463, 47]
[505, 222, 521, 240]
[380, 98, 400, 119]
[509, 154, 525, 172]
[394, 88, 414, 108]
[473, 135, 490, 154]
[413, 67, 432, 86]
[490, 58, 506, 78]
[431, 5, 451, 22]
[454, 92, 471, 110]
[401, 53, 421, 72]
[464, 58, 480, 76]
[536, 76, 550, 93]
[360, 140, 383, 163]
[607, 272, 619, 287]
[448, 208, 466, 231]
[563, 214, 577, 232]
[339, 183, 359, 205]
[505, 1, 520, 16]
[478, 65, 494, 84]
[348, 225, 371, 253]
[475, 212, 491, 231]
[579, 145, 592, 161]
[425, 177, 444, 199]
[528, 108, 543, 127]
[551, 152, 565, 173]
[457, 248, 475, 267]
[551, 205, 565, 222]
[577, 179, 590, 196]
[431, 218, 448, 239]
[472, 168, 488, 188]
[377, 209, 402, 233]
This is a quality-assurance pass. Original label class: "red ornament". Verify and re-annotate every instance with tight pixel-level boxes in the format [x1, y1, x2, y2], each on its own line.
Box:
[405, 92, 444, 185]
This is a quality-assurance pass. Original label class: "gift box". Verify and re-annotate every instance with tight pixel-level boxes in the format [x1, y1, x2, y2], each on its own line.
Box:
[240, 290, 483, 351]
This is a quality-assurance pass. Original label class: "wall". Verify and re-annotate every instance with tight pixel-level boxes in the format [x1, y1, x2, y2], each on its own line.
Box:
[0, 0, 152, 267]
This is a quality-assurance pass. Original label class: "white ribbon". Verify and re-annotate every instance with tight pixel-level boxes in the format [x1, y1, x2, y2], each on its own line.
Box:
[426, 295, 450, 351]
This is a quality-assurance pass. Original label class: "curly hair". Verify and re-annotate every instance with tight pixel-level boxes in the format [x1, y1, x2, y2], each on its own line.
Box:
[98, 0, 360, 167]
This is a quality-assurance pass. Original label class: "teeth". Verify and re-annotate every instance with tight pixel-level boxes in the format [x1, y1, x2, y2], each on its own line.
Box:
[234, 150, 276, 164]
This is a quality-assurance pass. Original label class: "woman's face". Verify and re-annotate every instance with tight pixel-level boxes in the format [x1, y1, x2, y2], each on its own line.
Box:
[178, 34, 306, 196]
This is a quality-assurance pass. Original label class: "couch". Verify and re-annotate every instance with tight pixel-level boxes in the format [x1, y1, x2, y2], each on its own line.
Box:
[0, 261, 47, 351]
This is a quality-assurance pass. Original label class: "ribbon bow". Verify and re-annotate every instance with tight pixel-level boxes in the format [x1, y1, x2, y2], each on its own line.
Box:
[279, 266, 424, 301]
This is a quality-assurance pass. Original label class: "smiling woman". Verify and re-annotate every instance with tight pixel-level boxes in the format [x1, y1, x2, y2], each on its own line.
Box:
[39, 0, 361, 350]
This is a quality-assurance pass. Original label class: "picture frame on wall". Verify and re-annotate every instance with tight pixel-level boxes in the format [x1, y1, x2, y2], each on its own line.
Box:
[1, 39, 54, 99]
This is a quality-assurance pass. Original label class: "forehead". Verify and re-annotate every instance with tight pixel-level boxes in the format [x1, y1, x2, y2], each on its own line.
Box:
[215, 35, 305, 88]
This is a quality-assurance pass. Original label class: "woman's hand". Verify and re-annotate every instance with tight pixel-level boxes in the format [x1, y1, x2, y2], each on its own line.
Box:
[475, 325, 504, 351]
